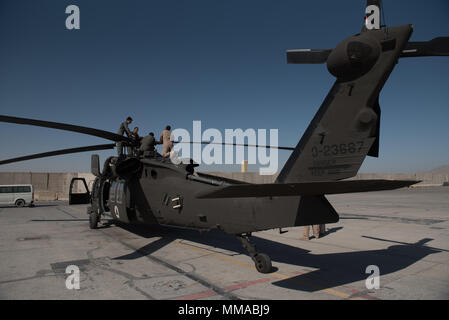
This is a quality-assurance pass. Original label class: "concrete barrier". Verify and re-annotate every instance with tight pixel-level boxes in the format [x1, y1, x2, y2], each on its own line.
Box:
[0, 170, 446, 201]
[35, 191, 58, 201]
[0, 172, 96, 201]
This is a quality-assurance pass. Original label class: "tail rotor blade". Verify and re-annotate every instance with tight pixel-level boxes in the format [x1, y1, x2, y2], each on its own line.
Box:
[286, 49, 332, 64]
[401, 37, 449, 58]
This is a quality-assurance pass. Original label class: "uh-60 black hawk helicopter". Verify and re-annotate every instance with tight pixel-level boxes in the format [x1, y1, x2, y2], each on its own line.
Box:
[1, 0, 448, 273]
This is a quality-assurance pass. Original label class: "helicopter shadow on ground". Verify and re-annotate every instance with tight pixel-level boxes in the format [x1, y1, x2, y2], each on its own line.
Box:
[319, 226, 343, 236]
[270, 238, 440, 292]
[110, 221, 441, 292]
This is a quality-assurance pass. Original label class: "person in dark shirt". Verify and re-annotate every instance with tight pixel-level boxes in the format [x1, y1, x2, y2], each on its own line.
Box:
[139, 132, 158, 157]
[129, 126, 141, 156]
[131, 126, 139, 137]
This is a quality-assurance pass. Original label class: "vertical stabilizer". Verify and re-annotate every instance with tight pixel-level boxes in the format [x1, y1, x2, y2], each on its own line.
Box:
[276, 24, 413, 183]
[363, 0, 383, 31]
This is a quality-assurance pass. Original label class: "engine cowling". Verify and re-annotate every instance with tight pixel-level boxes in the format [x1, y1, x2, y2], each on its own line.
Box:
[115, 157, 142, 179]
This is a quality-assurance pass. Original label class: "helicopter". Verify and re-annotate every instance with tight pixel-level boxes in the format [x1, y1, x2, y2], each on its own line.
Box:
[1, 0, 448, 273]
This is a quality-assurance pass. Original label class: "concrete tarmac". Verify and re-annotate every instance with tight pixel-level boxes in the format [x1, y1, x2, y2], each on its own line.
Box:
[0, 187, 448, 300]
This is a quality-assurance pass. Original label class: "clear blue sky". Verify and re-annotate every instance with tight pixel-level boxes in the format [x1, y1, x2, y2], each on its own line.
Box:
[0, 0, 448, 173]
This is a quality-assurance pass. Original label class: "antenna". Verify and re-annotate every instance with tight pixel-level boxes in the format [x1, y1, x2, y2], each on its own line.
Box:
[380, 0, 387, 28]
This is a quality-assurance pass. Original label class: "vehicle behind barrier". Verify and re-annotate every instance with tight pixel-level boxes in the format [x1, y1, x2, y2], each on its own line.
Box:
[0, 184, 34, 207]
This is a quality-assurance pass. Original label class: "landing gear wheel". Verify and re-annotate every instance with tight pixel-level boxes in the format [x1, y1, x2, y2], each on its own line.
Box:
[89, 212, 99, 229]
[237, 234, 273, 274]
[254, 253, 272, 273]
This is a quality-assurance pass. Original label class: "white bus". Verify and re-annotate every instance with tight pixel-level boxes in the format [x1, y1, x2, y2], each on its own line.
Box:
[0, 184, 34, 207]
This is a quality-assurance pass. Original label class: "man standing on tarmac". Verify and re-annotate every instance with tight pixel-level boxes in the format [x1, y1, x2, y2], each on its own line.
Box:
[117, 117, 133, 157]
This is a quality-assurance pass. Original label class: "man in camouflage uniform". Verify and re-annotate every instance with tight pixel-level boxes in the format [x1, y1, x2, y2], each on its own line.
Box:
[116, 117, 133, 157]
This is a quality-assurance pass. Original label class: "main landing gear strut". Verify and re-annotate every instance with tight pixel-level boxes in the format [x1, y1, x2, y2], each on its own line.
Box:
[237, 233, 272, 273]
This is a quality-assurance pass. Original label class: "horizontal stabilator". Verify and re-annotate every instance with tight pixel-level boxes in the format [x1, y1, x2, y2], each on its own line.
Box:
[195, 179, 419, 199]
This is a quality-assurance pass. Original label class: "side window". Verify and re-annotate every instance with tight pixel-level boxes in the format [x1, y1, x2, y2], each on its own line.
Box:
[12, 186, 29, 193]
[0, 187, 5, 193]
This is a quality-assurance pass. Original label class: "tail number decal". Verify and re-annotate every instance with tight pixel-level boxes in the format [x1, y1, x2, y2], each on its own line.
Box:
[311, 141, 364, 158]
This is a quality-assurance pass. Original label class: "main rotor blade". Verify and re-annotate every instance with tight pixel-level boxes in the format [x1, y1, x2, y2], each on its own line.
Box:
[0, 115, 133, 143]
[0, 144, 115, 165]
[401, 37, 449, 58]
[174, 141, 294, 151]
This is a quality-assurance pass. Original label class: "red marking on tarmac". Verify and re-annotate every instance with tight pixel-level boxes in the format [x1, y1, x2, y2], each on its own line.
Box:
[224, 278, 272, 291]
[291, 271, 305, 275]
[175, 278, 272, 300]
[176, 290, 216, 300]
[349, 289, 379, 300]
